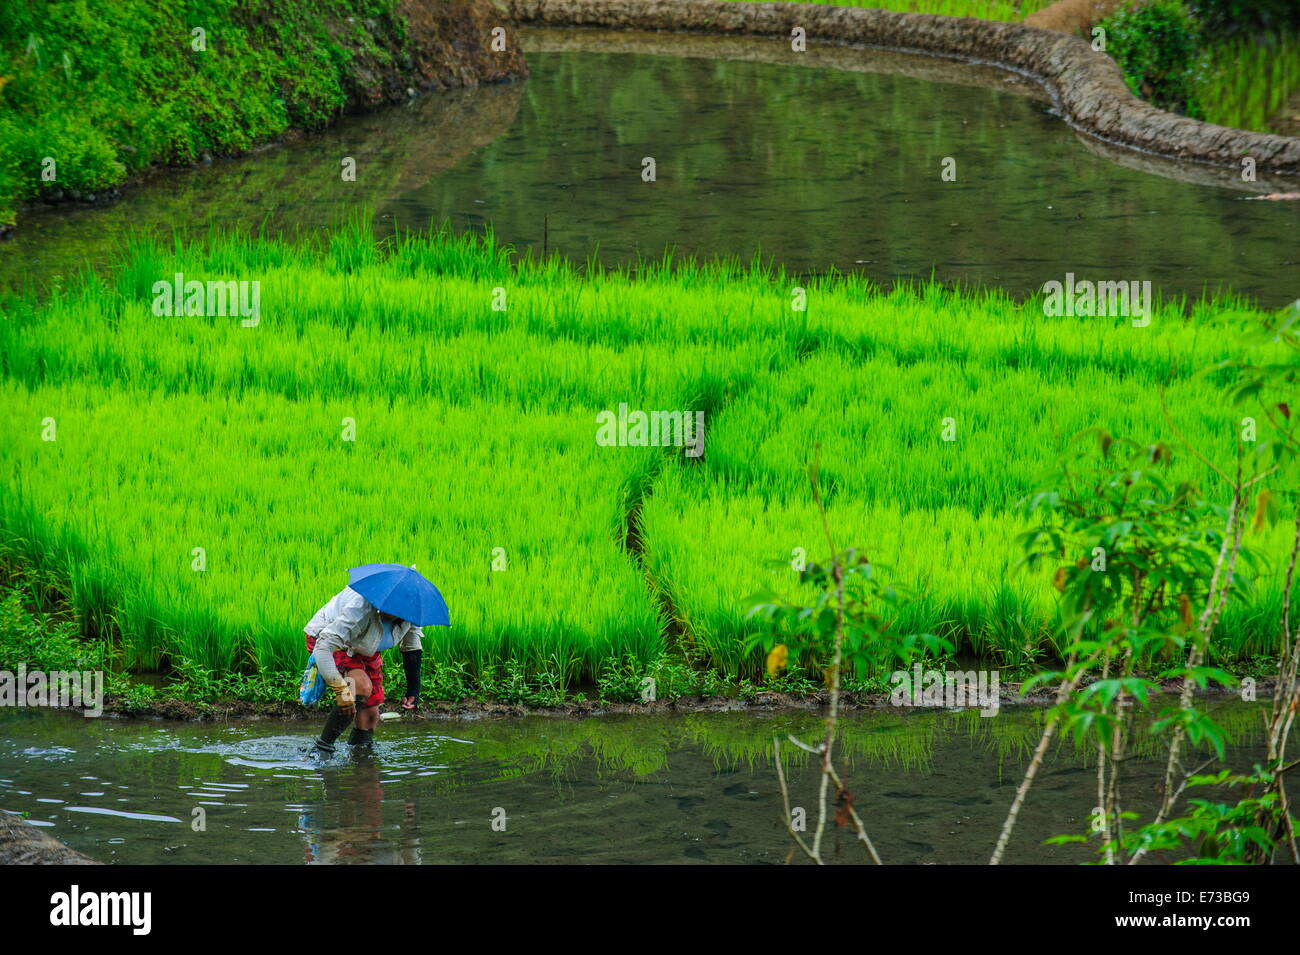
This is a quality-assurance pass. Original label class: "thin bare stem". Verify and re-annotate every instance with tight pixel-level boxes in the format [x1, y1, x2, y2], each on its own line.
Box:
[773, 736, 819, 864]
[773, 443, 884, 864]
[990, 648, 1090, 865]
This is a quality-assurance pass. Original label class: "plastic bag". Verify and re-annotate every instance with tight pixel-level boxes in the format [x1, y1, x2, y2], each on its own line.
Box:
[299, 655, 326, 705]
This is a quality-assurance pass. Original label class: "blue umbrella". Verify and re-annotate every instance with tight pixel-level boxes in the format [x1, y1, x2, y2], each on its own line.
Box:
[347, 563, 451, 627]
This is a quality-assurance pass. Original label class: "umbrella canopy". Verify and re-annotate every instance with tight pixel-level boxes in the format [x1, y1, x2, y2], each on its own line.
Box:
[347, 563, 451, 627]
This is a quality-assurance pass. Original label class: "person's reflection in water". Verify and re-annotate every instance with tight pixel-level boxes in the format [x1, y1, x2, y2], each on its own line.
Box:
[298, 757, 422, 864]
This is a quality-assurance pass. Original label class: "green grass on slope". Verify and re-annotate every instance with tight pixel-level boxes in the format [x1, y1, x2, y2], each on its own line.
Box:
[0, 0, 408, 227]
[715, 0, 1057, 22]
[0, 222, 1289, 684]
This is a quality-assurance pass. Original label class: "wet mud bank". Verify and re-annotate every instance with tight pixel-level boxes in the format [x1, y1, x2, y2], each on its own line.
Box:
[393, 0, 529, 96]
[0, 811, 99, 865]
[85, 677, 1264, 722]
[505, 0, 1300, 175]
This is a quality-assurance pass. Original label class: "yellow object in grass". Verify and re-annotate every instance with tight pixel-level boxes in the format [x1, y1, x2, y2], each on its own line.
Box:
[766, 644, 788, 679]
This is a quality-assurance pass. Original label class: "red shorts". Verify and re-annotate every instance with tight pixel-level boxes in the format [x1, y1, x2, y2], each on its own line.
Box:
[305, 635, 384, 708]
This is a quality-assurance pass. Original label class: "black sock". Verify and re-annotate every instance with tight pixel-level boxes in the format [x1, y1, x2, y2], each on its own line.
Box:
[347, 727, 374, 748]
[402, 649, 423, 705]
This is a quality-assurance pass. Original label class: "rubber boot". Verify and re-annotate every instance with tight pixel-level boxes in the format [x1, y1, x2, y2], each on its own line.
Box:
[347, 727, 374, 750]
[310, 707, 352, 759]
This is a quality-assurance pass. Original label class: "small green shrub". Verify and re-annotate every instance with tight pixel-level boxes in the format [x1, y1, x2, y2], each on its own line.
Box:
[107, 678, 160, 714]
[0, 587, 99, 672]
[489, 659, 568, 707]
[422, 658, 475, 701]
[164, 656, 295, 704]
[597, 655, 649, 703]
[1102, 0, 1205, 117]
[1051, 768, 1293, 863]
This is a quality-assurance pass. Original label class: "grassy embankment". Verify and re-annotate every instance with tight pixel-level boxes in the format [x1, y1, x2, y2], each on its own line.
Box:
[0, 0, 410, 230]
[717, 0, 1058, 22]
[0, 222, 1291, 707]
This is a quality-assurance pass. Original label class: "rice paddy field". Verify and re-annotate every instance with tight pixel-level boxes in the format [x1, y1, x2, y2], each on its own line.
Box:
[1196, 32, 1300, 134]
[0, 222, 1291, 686]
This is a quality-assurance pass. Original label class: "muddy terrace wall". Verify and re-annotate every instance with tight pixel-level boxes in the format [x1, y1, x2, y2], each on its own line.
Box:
[293, 0, 528, 110]
[394, 0, 528, 97]
[501, 0, 1300, 174]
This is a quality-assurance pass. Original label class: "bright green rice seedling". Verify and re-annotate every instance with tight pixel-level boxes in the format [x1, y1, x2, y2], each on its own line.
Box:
[1194, 32, 1300, 133]
[640, 293, 1292, 676]
[0, 222, 1290, 690]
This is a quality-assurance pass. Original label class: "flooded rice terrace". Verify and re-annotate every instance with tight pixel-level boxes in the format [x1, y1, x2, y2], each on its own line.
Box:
[0, 702, 1269, 864]
[3, 28, 1298, 304]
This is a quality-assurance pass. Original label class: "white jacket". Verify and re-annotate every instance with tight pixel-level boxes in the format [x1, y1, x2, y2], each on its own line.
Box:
[305, 586, 424, 686]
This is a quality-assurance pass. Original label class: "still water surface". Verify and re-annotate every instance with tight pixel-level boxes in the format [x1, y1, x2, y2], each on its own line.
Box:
[0, 703, 1267, 864]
